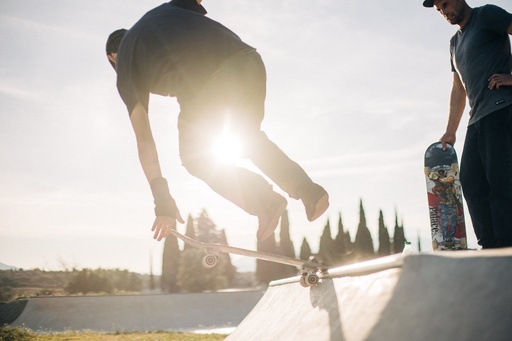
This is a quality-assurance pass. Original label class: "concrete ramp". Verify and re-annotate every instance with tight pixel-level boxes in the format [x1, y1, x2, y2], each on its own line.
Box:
[227, 249, 512, 341]
[11, 290, 263, 333]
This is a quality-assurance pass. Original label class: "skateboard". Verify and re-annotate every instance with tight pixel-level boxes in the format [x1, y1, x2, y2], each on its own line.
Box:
[168, 229, 326, 287]
[424, 142, 467, 250]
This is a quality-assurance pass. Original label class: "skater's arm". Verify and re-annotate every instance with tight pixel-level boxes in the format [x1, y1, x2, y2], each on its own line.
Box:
[130, 102, 184, 241]
[440, 72, 466, 149]
[130, 102, 162, 183]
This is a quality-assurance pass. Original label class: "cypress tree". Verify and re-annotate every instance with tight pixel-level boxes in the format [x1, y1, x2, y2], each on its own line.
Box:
[184, 214, 195, 250]
[354, 199, 374, 260]
[318, 220, 334, 265]
[277, 210, 297, 278]
[392, 211, 406, 253]
[299, 237, 312, 261]
[161, 231, 181, 293]
[332, 213, 347, 265]
[377, 210, 391, 256]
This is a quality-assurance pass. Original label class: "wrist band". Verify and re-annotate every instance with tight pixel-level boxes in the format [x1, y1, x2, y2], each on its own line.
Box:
[150, 177, 177, 217]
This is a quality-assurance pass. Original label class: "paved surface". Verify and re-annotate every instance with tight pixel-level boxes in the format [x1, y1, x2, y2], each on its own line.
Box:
[10, 290, 263, 333]
[227, 249, 512, 341]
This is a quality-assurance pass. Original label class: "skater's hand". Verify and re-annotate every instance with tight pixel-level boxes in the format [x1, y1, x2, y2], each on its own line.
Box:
[440, 132, 456, 150]
[152, 211, 185, 241]
[488, 73, 512, 90]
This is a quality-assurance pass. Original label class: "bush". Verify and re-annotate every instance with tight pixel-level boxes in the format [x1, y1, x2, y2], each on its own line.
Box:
[0, 287, 14, 303]
[0, 326, 34, 341]
[65, 269, 114, 295]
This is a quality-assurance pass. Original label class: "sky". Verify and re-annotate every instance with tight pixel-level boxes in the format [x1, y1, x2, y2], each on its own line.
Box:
[1, 0, 510, 274]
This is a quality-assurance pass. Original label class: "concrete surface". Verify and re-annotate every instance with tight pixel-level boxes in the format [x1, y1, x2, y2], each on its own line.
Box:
[227, 249, 512, 341]
[10, 290, 263, 333]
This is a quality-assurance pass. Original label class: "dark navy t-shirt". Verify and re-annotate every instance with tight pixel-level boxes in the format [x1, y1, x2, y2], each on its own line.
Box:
[116, 2, 253, 114]
[450, 5, 512, 124]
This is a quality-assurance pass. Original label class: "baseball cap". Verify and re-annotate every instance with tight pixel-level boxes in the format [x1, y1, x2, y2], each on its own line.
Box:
[423, 0, 434, 7]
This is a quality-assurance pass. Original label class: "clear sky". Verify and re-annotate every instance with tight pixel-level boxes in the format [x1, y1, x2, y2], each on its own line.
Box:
[1, 0, 510, 274]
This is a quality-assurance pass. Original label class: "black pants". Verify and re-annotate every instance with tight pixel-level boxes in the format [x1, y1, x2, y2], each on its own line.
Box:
[460, 105, 512, 248]
[177, 49, 311, 216]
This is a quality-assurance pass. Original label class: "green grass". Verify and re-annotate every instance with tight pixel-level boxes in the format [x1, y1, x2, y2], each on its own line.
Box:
[0, 327, 227, 341]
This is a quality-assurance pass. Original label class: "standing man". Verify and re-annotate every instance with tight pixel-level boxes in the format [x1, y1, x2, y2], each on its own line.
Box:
[106, 0, 329, 242]
[424, 0, 512, 248]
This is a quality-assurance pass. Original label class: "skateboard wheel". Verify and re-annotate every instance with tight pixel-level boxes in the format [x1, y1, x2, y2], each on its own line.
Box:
[307, 273, 320, 286]
[201, 254, 219, 269]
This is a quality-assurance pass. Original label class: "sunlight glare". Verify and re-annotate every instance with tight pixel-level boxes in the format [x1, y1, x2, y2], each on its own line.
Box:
[213, 127, 243, 164]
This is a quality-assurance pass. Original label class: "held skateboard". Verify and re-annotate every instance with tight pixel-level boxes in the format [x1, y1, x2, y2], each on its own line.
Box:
[424, 142, 467, 250]
[168, 229, 326, 287]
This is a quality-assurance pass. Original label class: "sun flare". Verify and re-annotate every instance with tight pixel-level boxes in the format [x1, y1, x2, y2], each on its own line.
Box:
[213, 128, 243, 164]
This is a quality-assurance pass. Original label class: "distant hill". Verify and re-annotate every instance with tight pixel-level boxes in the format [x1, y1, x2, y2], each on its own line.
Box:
[0, 262, 17, 270]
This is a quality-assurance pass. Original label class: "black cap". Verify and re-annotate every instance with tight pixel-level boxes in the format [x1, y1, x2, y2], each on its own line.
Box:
[423, 0, 434, 7]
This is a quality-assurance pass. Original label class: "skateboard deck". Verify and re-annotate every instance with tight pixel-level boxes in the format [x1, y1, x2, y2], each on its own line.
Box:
[424, 142, 467, 250]
[168, 229, 326, 287]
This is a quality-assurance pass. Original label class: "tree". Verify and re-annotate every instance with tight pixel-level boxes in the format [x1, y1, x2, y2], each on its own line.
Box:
[175, 209, 233, 292]
[377, 210, 391, 256]
[354, 199, 374, 260]
[184, 214, 195, 250]
[161, 229, 181, 293]
[299, 238, 312, 261]
[176, 249, 228, 292]
[196, 209, 217, 242]
[256, 232, 280, 284]
[332, 213, 348, 265]
[318, 220, 334, 265]
[219, 229, 236, 282]
[392, 211, 406, 253]
[276, 210, 297, 278]
[65, 269, 114, 294]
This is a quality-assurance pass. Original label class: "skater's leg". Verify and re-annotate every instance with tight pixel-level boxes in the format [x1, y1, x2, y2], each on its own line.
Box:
[476, 107, 512, 247]
[460, 123, 495, 248]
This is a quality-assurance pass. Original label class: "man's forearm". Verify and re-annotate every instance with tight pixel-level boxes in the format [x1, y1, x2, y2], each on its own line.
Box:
[136, 138, 163, 183]
[129, 102, 163, 183]
[446, 88, 465, 136]
[446, 73, 466, 135]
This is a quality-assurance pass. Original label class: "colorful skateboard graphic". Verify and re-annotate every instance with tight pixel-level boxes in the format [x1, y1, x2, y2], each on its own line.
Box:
[424, 142, 467, 250]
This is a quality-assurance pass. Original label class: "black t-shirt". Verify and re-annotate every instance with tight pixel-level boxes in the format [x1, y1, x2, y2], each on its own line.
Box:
[450, 5, 512, 124]
[116, 2, 253, 114]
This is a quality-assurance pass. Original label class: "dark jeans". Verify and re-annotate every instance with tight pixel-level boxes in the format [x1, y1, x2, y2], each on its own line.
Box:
[460, 105, 512, 248]
[177, 48, 311, 216]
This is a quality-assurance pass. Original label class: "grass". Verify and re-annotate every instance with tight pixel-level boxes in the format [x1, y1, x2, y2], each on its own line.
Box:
[0, 327, 227, 341]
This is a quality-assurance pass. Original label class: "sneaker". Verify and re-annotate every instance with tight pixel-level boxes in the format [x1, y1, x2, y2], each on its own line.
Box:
[299, 182, 329, 222]
[257, 192, 287, 241]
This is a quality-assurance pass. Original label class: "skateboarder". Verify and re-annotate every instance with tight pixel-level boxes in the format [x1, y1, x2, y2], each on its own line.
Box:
[423, 0, 512, 248]
[106, 0, 329, 241]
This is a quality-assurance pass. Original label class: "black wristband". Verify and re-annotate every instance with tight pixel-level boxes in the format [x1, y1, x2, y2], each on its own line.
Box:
[150, 177, 177, 217]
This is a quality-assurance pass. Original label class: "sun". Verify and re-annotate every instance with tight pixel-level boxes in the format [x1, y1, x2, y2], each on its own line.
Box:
[212, 127, 243, 164]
